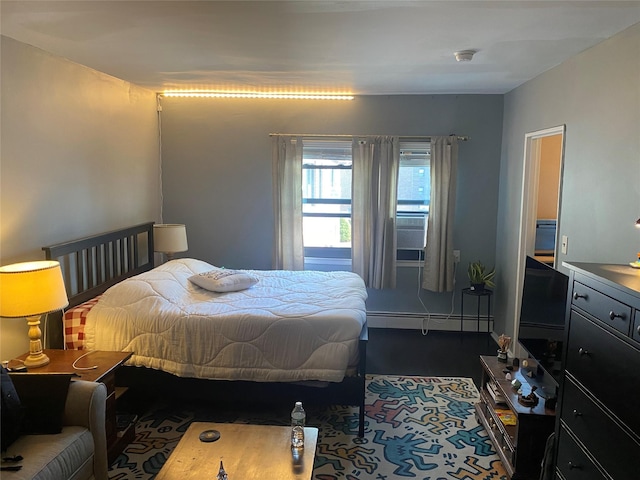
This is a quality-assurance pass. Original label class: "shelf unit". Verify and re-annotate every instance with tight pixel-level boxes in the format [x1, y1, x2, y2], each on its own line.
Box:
[475, 355, 556, 479]
[106, 380, 136, 463]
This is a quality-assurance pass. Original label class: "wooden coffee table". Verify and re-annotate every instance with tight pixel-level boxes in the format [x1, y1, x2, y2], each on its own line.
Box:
[155, 422, 318, 480]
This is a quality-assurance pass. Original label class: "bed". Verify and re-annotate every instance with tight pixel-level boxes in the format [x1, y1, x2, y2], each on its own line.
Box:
[43, 222, 369, 436]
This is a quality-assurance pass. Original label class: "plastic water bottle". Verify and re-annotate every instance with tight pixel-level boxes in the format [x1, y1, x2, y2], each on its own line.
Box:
[291, 401, 305, 449]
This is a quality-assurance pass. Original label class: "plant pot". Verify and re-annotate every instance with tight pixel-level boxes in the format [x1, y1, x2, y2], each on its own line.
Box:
[470, 283, 485, 292]
[497, 349, 508, 362]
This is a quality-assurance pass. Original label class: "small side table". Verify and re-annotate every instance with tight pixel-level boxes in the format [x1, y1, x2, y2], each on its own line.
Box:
[461, 287, 493, 332]
[10, 349, 134, 463]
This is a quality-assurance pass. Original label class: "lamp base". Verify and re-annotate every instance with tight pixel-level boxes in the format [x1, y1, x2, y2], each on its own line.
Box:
[23, 351, 50, 368]
[24, 315, 50, 368]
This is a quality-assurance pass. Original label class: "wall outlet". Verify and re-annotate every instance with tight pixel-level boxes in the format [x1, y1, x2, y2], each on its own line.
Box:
[561, 235, 568, 254]
[453, 250, 461, 263]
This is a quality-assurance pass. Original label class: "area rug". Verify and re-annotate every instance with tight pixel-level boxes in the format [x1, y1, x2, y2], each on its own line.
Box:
[108, 375, 507, 479]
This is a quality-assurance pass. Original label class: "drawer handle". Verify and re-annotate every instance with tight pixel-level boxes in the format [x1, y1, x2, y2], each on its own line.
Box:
[578, 347, 590, 356]
[609, 310, 626, 321]
[573, 292, 588, 300]
[568, 461, 582, 470]
[572, 409, 583, 417]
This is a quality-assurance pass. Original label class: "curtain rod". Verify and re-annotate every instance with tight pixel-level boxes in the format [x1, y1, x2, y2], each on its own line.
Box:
[269, 133, 469, 141]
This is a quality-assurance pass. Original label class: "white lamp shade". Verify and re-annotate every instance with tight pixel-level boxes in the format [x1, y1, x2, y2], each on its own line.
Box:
[154, 224, 188, 253]
[0, 260, 69, 317]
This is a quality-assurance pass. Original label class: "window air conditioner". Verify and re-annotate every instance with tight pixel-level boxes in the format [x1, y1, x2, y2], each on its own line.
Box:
[397, 215, 427, 250]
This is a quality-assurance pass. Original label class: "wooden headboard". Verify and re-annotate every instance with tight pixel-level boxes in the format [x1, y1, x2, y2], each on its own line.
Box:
[42, 222, 155, 308]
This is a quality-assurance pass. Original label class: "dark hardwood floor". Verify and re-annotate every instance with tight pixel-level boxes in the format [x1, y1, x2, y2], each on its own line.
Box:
[366, 328, 498, 387]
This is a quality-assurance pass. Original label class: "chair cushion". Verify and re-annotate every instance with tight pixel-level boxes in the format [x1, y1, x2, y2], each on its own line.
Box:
[9, 373, 72, 435]
[5, 426, 94, 480]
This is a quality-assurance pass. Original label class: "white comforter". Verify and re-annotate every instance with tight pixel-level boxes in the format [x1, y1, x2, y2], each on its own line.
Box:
[85, 258, 368, 383]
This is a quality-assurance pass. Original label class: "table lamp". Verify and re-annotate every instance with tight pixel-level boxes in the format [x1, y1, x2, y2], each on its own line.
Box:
[0, 260, 69, 367]
[153, 224, 188, 261]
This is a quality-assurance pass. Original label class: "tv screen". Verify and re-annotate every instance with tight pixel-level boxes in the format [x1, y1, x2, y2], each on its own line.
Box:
[517, 256, 569, 387]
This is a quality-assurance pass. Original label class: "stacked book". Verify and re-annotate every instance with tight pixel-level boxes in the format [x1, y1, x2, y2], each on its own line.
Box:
[487, 381, 506, 404]
[495, 408, 517, 426]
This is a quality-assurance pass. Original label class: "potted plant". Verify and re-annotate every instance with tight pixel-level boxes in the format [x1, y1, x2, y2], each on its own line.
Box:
[467, 261, 495, 291]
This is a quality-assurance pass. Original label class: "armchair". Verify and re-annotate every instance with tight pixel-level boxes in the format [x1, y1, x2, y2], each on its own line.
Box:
[4, 380, 107, 480]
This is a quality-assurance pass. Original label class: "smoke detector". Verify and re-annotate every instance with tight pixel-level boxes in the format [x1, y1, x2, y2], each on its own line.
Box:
[454, 50, 477, 62]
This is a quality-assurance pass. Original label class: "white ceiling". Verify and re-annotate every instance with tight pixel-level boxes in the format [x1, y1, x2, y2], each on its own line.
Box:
[2, 1, 640, 95]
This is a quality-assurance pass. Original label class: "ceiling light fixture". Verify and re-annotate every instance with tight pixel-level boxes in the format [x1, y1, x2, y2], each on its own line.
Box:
[454, 50, 477, 62]
[162, 90, 354, 100]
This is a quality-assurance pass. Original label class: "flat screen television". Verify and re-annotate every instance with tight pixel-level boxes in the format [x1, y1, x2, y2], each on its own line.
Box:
[517, 255, 569, 388]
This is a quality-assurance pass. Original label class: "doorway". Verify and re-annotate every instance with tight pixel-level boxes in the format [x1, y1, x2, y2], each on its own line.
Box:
[513, 125, 565, 341]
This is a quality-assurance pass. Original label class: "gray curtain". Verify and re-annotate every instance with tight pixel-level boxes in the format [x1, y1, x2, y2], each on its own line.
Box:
[422, 136, 458, 292]
[272, 136, 304, 270]
[352, 136, 399, 288]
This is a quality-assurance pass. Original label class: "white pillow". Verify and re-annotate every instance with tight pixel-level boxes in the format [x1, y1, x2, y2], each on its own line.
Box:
[189, 269, 259, 293]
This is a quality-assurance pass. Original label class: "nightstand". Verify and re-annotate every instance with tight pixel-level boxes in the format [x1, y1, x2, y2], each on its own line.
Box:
[10, 349, 135, 463]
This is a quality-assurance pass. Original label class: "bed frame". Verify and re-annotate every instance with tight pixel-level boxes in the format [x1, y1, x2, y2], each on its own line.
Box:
[43, 222, 367, 437]
[42, 222, 155, 308]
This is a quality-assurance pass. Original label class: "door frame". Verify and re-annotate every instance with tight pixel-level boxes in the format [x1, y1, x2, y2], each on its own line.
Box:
[513, 125, 566, 346]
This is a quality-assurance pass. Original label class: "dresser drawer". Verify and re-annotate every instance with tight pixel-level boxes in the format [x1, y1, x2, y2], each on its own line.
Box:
[565, 310, 640, 432]
[555, 426, 606, 480]
[571, 281, 632, 335]
[633, 310, 640, 343]
[561, 377, 640, 479]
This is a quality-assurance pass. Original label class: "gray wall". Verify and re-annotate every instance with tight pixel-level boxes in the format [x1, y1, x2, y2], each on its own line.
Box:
[160, 94, 503, 315]
[3, 21, 637, 366]
[5, 20, 637, 361]
[0, 37, 160, 360]
[495, 23, 640, 340]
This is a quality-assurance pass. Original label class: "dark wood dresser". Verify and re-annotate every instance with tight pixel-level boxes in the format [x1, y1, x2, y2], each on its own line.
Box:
[556, 263, 640, 479]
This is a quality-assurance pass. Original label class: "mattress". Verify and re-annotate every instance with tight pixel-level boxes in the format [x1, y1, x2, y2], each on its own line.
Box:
[82, 258, 368, 383]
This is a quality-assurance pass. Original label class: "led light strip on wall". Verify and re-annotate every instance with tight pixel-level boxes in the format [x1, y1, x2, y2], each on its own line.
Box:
[161, 90, 354, 100]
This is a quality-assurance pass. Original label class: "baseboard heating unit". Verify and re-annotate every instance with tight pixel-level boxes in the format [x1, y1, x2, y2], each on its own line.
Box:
[366, 311, 493, 332]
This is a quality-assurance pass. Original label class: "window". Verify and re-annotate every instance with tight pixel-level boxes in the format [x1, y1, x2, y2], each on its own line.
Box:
[302, 141, 353, 269]
[397, 142, 430, 216]
[301, 139, 430, 269]
[397, 142, 430, 263]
